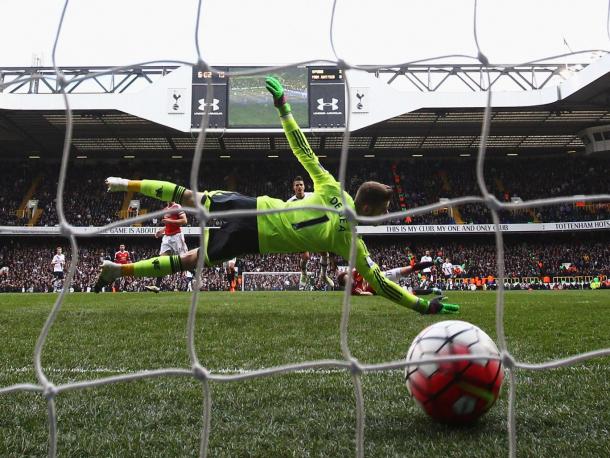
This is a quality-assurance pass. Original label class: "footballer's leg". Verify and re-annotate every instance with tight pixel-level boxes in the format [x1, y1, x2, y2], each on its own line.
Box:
[411, 288, 443, 296]
[145, 248, 171, 293]
[105, 178, 203, 208]
[319, 252, 334, 288]
[95, 191, 260, 293]
[94, 250, 199, 293]
[94, 260, 123, 293]
[299, 252, 310, 290]
[384, 266, 442, 296]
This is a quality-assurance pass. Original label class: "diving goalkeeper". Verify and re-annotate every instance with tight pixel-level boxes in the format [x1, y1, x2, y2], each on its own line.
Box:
[94, 77, 459, 315]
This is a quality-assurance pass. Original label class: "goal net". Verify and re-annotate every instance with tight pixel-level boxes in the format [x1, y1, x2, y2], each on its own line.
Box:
[1, 1, 610, 457]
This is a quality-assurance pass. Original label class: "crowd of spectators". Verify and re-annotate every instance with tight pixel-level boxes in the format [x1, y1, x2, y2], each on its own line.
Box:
[0, 156, 608, 228]
[1, 235, 607, 293]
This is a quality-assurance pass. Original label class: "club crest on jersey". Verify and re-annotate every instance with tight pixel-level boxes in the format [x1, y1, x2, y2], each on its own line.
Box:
[152, 259, 161, 270]
[155, 187, 163, 198]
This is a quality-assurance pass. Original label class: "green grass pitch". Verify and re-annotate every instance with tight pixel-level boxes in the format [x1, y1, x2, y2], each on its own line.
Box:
[0, 291, 608, 457]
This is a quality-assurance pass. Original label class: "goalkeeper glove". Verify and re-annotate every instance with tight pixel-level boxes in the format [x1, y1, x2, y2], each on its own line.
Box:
[416, 295, 459, 315]
[265, 76, 291, 116]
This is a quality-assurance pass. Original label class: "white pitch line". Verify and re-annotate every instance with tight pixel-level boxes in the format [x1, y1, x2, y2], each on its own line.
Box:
[3, 364, 608, 377]
[3, 366, 394, 376]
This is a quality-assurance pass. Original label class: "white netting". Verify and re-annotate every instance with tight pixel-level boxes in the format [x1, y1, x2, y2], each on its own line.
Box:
[1, 1, 610, 457]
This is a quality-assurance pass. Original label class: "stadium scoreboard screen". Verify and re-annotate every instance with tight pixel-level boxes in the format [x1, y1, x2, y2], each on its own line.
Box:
[228, 67, 309, 128]
[308, 67, 345, 128]
[191, 67, 229, 129]
[191, 66, 345, 130]
[309, 67, 343, 82]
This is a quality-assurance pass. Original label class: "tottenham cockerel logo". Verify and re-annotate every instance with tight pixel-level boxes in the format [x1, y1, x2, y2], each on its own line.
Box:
[198, 98, 220, 111]
[317, 98, 339, 111]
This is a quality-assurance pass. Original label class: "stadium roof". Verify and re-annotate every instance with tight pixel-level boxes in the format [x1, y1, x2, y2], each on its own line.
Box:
[1, 62, 610, 160]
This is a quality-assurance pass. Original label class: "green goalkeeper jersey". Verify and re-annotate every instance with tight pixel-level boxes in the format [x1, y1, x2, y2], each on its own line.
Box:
[256, 114, 420, 311]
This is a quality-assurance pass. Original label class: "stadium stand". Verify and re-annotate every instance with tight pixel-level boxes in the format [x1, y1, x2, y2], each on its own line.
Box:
[0, 156, 608, 227]
[1, 234, 607, 293]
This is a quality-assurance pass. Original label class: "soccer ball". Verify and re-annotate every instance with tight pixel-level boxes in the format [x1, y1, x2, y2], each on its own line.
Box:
[0, 266, 8, 276]
[404, 320, 504, 424]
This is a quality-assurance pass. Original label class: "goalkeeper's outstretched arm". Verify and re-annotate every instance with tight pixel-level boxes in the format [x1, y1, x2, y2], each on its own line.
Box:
[266, 76, 335, 190]
[353, 239, 459, 315]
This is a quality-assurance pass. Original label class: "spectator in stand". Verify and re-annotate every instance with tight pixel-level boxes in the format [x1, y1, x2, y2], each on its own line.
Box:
[2, 236, 607, 293]
[1, 157, 607, 228]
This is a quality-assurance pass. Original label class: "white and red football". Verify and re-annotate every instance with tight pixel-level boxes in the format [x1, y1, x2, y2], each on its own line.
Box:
[405, 320, 504, 424]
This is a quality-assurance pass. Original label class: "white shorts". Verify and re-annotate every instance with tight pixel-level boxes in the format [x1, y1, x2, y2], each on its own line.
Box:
[160, 233, 188, 255]
[222, 258, 237, 270]
[383, 267, 409, 283]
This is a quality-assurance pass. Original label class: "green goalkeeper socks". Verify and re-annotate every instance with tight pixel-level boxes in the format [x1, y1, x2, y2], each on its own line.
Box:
[139, 180, 187, 203]
[132, 255, 183, 277]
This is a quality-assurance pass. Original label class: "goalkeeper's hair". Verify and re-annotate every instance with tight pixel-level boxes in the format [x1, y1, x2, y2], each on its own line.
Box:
[354, 181, 393, 213]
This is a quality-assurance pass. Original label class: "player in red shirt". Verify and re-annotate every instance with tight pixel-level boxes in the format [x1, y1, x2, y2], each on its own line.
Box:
[341, 268, 373, 295]
[114, 244, 131, 264]
[112, 244, 131, 291]
[145, 201, 189, 293]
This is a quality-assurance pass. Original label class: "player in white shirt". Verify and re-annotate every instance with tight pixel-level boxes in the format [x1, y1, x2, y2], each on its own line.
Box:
[50, 246, 66, 292]
[442, 258, 454, 279]
[419, 249, 434, 281]
[420, 250, 433, 272]
[286, 176, 334, 290]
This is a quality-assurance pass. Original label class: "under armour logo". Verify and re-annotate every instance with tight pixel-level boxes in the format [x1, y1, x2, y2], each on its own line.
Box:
[317, 98, 339, 111]
[155, 187, 163, 198]
[152, 259, 161, 270]
[198, 98, 220, 111]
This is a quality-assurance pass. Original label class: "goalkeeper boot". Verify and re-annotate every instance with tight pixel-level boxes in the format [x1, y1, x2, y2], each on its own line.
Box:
[105, 177, 129, 192]
[94, 261, 122, 293]
[432, 287, 443, 295]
